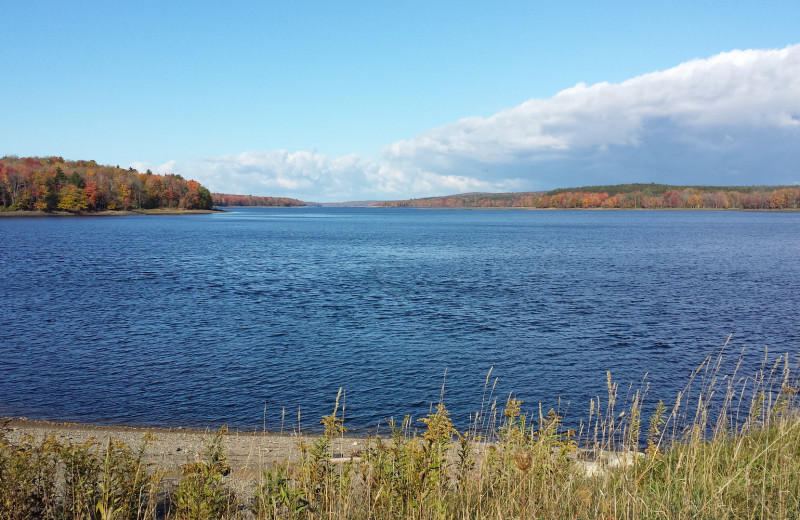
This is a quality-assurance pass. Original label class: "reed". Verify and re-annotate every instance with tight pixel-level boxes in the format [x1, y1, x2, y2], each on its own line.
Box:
[1, 345, 798, 519]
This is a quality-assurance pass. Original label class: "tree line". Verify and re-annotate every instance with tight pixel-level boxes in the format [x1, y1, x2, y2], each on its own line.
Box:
[378, 184, 800, 210]
[212, 193, 306, 207]
[0, 156, 213, 212]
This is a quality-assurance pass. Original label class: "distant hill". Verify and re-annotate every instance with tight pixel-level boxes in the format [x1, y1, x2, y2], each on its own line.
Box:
[212, 193, 306, 207]
[311, 200, 382, 207]
[378, 192, 545, 208]
[378, 184, 800, 210]
[545, 183, 794, 197]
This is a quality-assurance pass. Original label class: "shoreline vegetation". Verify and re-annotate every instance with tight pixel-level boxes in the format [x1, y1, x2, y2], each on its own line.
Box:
[0, 208, 222, 218]
[378, 183, 800, 210]
[0, 156, 214, 214]
[212, 193, 306, 207]
[4, 156, 800, 214]
[2, 346, 798, 519]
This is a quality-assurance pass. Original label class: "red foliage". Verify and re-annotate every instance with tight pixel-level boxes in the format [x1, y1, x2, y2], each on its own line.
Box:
[0, 156, 214, 212]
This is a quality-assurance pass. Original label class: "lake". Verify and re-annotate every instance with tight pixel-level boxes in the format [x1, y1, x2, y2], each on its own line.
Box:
[1, 208, 798, 433]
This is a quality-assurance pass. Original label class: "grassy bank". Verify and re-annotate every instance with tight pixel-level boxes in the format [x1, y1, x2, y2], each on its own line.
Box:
[2, 346, 798, 519]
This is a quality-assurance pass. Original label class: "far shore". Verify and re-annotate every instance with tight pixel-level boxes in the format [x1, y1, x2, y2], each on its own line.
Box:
[3, 207, 798, 216]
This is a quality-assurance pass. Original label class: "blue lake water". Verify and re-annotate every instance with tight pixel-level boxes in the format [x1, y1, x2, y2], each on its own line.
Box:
[1, 208, 799, 433]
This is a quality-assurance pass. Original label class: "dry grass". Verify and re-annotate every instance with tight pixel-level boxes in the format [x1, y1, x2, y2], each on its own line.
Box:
[2, 344, 798, 519]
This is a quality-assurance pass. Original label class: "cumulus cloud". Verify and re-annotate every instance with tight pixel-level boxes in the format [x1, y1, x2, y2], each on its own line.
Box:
[384, 43, 800, 189]
[186, 150, 507, 202]
[195, 150, 375, 201]
[150, 44, 800, 201]
[128, 160, 180, 175]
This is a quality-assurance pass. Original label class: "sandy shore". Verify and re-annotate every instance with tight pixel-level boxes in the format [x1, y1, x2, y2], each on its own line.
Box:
[1, 417, 365, 496]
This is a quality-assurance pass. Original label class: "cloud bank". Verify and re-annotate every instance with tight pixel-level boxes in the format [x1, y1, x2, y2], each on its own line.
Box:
[140, 44, 800, 201]
[184, 151, 509, 203]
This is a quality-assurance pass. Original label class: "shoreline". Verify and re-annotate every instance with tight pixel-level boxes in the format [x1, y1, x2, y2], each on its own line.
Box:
[3, 207, 799, 216]
[1, 416, 365, 494]
[0, 208, 225, 217]
[0, 415, 641, 487]
[386, 206, 800, 211]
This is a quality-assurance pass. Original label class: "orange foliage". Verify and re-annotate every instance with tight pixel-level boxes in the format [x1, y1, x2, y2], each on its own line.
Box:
[380, 187, 800, 210]
[0, 156, 214, 212]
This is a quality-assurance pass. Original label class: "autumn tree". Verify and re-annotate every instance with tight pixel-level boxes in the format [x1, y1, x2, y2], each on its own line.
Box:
[685, 193, 703, 208]
[118, 183, 132, 211]
[2, 157, 219, 212]
[57, 184, 89, 211]
[83, 180, 105, 210]
[142, 174, 165, 208]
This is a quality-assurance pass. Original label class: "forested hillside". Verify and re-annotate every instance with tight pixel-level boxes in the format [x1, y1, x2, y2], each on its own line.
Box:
[378, 192, 545, 208]
[212, 193, 306, 207]
[0, 156, 213, 212]
[379, 183, 800, 209]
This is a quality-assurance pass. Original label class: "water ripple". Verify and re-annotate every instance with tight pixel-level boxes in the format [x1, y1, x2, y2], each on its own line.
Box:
[1, 208, 799, 432]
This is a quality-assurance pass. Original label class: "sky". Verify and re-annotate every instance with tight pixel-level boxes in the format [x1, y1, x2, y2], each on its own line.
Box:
[2, 1, 799, 202]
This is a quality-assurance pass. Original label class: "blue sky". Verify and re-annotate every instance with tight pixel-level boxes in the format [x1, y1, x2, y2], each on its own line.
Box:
[2, 1, 799, 202]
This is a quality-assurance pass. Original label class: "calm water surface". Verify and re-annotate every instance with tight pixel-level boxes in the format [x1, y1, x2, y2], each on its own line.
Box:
[1, 208, 798, 432]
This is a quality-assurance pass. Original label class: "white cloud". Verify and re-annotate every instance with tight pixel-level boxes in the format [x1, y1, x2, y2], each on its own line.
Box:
[384, 44, 800, 174]
[188, 150, 507, 202]
[128, 160, 179, 175]
[146, 44, 800, 201]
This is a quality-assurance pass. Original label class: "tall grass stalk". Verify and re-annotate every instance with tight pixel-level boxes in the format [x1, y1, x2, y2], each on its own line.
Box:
[2, 345, 798, 519]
